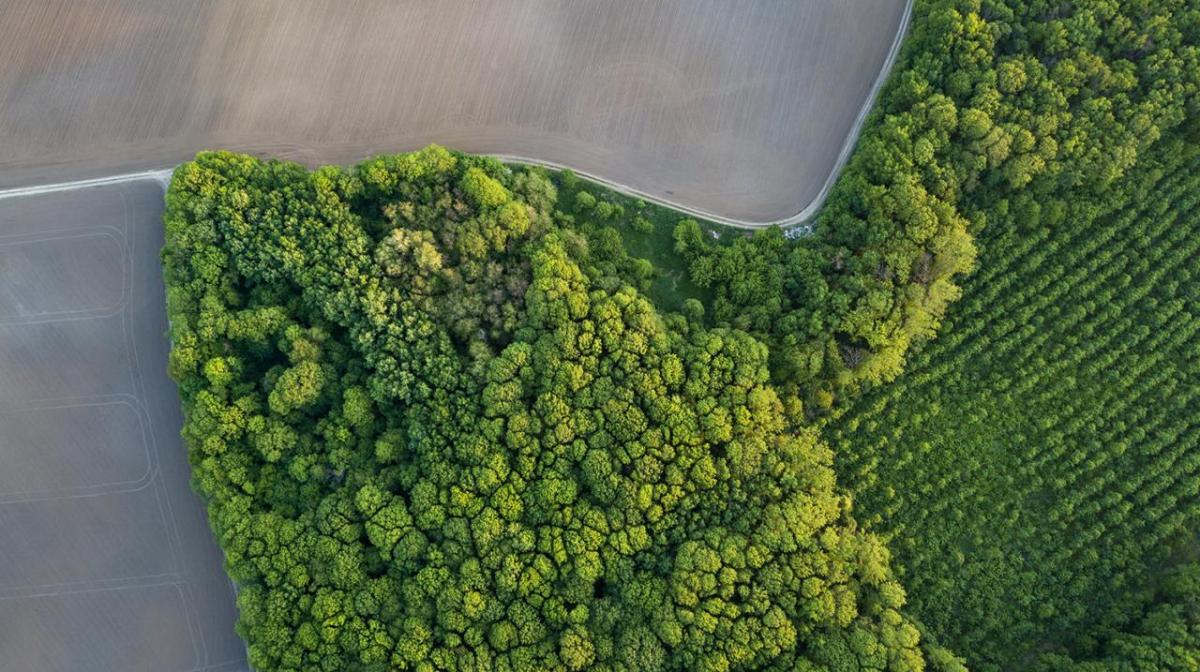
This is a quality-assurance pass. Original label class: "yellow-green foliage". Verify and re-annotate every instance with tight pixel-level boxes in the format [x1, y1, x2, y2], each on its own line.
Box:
[164, 149, 943, 671]
[161, 3, 1200, 671]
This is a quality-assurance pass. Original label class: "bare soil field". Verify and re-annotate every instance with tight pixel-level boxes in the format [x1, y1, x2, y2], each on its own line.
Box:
[0, 181, 246, 671]
[0, 0, 908, 223]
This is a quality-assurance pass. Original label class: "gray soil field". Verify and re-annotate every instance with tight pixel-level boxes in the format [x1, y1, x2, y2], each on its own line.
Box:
[0, 181, 246, 671]
[0, 0, 909, 224]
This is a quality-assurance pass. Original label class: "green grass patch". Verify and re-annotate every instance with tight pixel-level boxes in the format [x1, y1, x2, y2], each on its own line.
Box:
[541, 166, 726, 313]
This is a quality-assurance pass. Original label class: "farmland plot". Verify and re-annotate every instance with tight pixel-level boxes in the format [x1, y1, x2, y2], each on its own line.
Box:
[0, 0, 909, 223]
[0, 182, 245, 671]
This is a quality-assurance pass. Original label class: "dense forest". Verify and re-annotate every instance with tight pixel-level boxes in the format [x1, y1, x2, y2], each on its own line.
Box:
[164, 0, 1200, 670]
[163, 148, 959, 671]
[829, 2, 1199, 667]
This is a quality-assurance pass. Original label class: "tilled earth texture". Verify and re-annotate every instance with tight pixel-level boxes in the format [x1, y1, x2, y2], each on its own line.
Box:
[0, 0, 908, 223]
[0, 181, 246, 671]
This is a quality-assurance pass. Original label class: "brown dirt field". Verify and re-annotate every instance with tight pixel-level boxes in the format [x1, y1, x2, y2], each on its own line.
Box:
[0, 0, 908, 223]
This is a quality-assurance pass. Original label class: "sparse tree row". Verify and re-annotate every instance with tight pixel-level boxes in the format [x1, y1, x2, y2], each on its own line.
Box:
[676, 0, 1200, 415]
[163, 147, 961, 671]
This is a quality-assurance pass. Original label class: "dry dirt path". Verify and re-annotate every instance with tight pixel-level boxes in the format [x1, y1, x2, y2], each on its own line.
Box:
[0, 0, 910, 226]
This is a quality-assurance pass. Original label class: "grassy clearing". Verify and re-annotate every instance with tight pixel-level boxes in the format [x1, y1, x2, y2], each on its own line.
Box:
[545, 167, 731, 313]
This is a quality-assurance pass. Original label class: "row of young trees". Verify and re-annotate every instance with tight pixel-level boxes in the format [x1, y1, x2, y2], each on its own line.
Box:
[164, 147, 959, 671]
[829, 136, 1200, 669]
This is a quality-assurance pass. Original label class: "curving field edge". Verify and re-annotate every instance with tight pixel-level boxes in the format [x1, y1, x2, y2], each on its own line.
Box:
[494, 0, 914, 230]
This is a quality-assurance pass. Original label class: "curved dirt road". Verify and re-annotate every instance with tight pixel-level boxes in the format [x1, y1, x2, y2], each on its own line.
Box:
[0, 0, 909, 225]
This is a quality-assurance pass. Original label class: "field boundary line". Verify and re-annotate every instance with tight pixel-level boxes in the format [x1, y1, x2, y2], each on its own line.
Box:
[0, 0, 912, 227]
[497, 0, 913, 230]
[0, 169, 172, 201]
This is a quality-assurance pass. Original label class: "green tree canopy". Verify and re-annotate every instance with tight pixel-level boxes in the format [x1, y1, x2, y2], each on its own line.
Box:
[164, 148, 951, 671]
